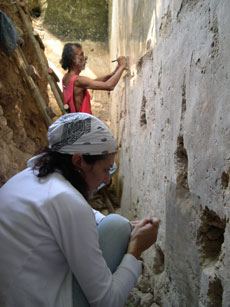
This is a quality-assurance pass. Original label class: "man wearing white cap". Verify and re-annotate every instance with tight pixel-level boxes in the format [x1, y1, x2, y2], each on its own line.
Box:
[0, 113, 160, 307]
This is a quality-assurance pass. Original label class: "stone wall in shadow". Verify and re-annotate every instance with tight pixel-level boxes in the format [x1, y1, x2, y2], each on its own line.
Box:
[44, 0, 108, 42]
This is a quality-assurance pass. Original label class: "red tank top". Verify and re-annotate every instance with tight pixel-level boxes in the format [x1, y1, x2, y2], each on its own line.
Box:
[62, 75, 92, 114]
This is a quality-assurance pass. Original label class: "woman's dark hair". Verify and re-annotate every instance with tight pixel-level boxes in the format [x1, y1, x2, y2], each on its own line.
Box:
[60, 43, 82, 70]
[33, 147, 106, 199]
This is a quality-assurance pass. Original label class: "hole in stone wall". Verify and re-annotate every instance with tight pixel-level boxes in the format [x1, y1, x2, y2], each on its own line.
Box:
[197, 207, 226, 264]
[31, 7, 42, 18]
[221, 171, 229, 190]
[174, 135, 188, 189]
[137, 57, 143, 72]
[158, 65, 162, 90]
[207, 276, 223, 307]
[153, 244, 165, 274]
[181, 78, 186, 114]
[140, 95, 147, 126]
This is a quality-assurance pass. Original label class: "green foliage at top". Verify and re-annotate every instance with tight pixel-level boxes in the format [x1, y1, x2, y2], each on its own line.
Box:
[44, 0, 108, 42]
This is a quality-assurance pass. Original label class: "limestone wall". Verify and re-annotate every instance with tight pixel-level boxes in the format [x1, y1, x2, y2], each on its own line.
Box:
[109, 0, 230, 305]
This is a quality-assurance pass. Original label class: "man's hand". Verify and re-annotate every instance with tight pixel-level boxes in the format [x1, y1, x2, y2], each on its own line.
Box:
[76, 56, 128, 91]
[127, 218, 160, 260]
[117, 56, 127, 68]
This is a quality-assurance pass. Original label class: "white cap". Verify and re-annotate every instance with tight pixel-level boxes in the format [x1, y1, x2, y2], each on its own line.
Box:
[47, 113, 118, 155]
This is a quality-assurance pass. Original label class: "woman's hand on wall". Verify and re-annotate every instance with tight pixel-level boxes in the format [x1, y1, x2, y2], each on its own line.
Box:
[127, 218, 160, 260]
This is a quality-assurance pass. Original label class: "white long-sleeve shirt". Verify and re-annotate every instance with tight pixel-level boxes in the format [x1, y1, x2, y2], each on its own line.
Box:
[0, 168, 142, 307]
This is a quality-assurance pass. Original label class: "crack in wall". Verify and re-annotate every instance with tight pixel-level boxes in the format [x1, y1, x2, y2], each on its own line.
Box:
[174, 75, 188, 189]
[174, 135, 188, 189]
[140, 95, 147, 127]
[157, 64, 162, 92]
[159, 6, 172, 39]
[221, 171, 229, 190]
[153, 244, 165, 275]
[177, 0, 201, 21]
[209, 13, 219, 59]
[207, 276, 223, 307]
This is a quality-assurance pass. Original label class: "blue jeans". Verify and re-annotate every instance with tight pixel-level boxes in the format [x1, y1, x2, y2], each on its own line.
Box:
[72, 214, 132, 307]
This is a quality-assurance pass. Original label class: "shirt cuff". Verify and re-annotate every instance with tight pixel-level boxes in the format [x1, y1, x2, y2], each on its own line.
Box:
[92, 209, 105, 225]
[119, 254, 142, 279]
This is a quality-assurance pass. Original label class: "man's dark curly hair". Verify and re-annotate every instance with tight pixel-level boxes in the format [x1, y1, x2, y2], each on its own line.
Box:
[60, 43, 82, 71]
[33, 147, 106, 199]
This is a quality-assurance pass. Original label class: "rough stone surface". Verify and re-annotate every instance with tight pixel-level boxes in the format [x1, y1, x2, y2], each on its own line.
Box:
[140, 293, 154, 307]
[0, 1, 49, 186]
[110, 0, 230, 306]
